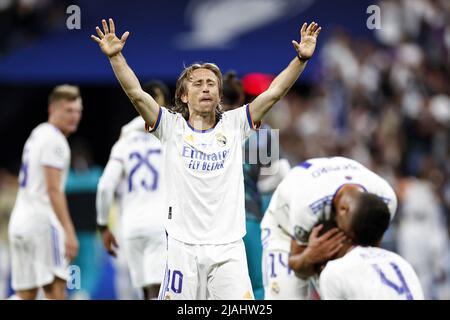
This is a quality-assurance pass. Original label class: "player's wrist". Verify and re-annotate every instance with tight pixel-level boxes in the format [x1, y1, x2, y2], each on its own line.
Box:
[296, 53, 309, 62]
[62, 222, 76, 236]
[302, 247, 319, 266]
[108, 52, 123, 60]
[97, 223, 108, 233]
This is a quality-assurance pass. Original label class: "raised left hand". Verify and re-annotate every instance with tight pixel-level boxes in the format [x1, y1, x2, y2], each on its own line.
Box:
[292, 22, 321, 61]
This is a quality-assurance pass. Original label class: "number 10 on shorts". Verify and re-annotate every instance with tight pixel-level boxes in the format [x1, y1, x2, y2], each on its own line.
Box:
[162, 269, 183, 297]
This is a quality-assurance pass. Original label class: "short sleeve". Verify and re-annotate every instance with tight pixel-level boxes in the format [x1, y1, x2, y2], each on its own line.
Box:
[270, 189, 295, 239]
[96, 156, 124, 226]
[41, 137, 68, 169]
[224, 104, 261, 141]
[368, 170, 398, 221]
[109, 139, 126, 164]
[144, 107, 178, 142]
[121, 116, 146, 136]
[290, 198, 314, 246]
[319, 264, 343, 300]
[385, 185, 398, 221]
[98, 155, 124, 193]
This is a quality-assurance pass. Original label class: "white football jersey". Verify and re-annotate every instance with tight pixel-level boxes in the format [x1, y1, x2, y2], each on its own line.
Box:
[261, 157, 397, 245]
[319, 246, 424, 300]
[9, 123, 70, 234]
[97, 129, 165, 239]
[146, 104, 257, 244]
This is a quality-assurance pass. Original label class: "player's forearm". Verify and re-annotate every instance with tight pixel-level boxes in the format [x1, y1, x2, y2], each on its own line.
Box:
[109, 53, 156, 124]
[251, 57, 307, 122]
[47, 188, 76, 234]
[288, 251, 317, 279]
[109, 53, 142, 95]
[269, 57, 307, 100]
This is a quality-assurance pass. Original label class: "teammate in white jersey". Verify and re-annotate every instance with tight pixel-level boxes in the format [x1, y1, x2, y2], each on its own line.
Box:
[319, 193, 423, 300]
[92, 18, 321, 299]
[261, 156, 398, 299]
[8, 85, 82, 299]
[96, 115, 166, 300]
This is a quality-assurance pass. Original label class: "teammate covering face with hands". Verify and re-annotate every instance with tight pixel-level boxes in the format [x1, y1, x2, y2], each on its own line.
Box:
[261, 157, 398, 299]
[92, 18, 321, 300]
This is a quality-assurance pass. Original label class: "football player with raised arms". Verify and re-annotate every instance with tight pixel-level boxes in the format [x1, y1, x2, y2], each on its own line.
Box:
[92, 18, 321, 299]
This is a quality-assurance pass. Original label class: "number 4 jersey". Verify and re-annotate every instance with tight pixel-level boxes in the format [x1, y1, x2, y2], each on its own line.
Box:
[9, 123, 70, 235]
[319, 246, 424, 300]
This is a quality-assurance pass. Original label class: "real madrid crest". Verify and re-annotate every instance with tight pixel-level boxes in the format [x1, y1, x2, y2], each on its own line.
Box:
[271, 281, 280, 294]
[294, 225, 309, 243]
[215, 132, 227, 147]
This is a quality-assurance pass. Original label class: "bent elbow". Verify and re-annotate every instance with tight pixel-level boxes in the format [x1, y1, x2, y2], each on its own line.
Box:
[267, 87, 285, 102]
[288, 256, 309, 280]
[128, 89, 143, 105]
[97, 181, 114, 196]
[46, 187, 61, 200]
[288, 255, 296, 270]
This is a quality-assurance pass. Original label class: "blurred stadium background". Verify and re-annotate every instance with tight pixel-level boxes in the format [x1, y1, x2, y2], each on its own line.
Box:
[0, 0, 449, 299]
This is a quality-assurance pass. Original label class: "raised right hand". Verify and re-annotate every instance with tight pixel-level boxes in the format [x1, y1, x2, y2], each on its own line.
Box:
[91, 18, 129, 58]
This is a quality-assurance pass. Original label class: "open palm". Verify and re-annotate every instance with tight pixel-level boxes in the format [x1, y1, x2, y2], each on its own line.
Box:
[91, 18, 129, 57]
[292, 22, 321, 61]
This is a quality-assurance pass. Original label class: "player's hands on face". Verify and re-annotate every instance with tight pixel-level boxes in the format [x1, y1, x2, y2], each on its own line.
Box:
[65, 230, 79, 262]
[292, 22, 321, 61]
[101, 228, 119, 257]
[91, 18, 130, 58]
[303, 224, 346, 265]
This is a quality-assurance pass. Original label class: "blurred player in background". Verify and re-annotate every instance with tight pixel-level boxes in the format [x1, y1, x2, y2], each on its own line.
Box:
[8, 85, 82, 299]
[96, 81, 169, 300]
[92, 18, 320, 299]
[0, 171, 19, 299]
[261, 156, 398, 299]
[396, 178, 450, 299]
[319, 193, 424, 300]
